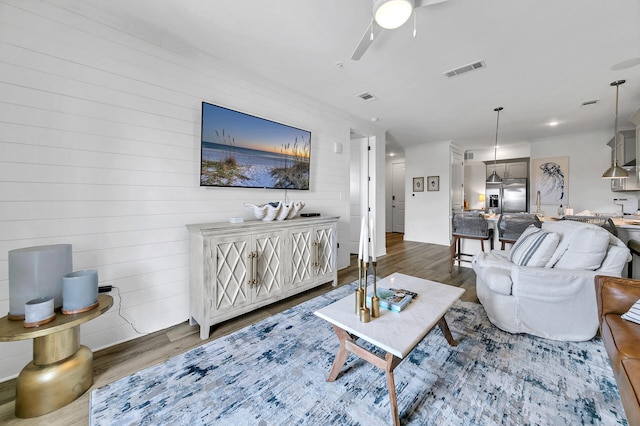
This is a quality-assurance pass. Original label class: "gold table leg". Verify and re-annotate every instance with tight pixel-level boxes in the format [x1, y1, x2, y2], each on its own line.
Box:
[15, 326, 93, 418]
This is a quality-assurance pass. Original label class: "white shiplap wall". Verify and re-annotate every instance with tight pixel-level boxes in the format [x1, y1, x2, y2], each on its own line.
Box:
[0, 0, 383, 380]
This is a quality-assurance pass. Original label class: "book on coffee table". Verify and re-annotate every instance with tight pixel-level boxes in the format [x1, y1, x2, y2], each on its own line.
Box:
[367, 287, 414, 312]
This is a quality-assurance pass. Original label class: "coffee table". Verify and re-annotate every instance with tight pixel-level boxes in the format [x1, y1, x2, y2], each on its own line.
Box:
[314, 273, 464, 426]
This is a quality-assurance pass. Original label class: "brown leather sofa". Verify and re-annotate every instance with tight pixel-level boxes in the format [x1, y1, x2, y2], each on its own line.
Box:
[595, 275, 640, 426]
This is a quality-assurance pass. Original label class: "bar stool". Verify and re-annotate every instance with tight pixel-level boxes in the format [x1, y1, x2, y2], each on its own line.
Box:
[561, 215, 618, 236]
[450, 211, 493, 272]
[497, 213, 541, 250]
[628, 239, 640, 278]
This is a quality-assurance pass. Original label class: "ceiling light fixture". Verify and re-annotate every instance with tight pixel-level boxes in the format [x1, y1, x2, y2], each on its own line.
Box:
[602, 80, 629, 179]
[374, 0, 414, 29]
[547, 121, 559, 126]
[486, 107, 503, 183]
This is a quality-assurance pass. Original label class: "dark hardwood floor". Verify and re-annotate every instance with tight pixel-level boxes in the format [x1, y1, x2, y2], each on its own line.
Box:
[0, 233, 477, 425]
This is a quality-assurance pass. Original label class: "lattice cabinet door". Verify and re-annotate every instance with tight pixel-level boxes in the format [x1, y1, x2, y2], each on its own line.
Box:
[212, 235, 252, 316]
[253, 232, 283, 302]
[314, 225, 336, 281]
[289, 228, 312, 287]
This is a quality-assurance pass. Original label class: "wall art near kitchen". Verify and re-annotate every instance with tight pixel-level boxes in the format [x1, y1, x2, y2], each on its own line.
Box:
[413, 177, 424, 192]
[427, 176, 439, 191]
[532, 156, 568, 204]
[200, 102, 311, 190]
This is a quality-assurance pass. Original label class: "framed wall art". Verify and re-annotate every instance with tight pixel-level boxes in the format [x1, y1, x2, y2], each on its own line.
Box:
[532, 156, 568, 204]
[413, 177, 424, 192]
[427, 176, 439, 191]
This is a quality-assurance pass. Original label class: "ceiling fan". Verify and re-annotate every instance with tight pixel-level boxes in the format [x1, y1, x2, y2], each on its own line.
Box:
[351, 0, 449, 61]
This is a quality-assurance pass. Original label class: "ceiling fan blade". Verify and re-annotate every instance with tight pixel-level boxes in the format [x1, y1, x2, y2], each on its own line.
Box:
[350, 20, 382, 61]
[415, 0, 448, 8]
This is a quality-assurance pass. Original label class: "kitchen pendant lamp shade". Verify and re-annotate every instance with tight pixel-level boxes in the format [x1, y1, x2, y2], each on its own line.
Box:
[602, 162, 629, 178]
[486, 107, 503, 183]
[602, 80, 628, 179]
[487, 170, 501, 183]
[374, 0, 414, 29]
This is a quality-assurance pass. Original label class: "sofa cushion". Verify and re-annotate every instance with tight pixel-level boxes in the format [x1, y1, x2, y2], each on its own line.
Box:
[477, 267, 513, 295]
[623, 299, 640, 325]
[599, 245, 632, 274]
[473, 251, 513, 270]
[553, 226, 610, 270]
[604, 314, 640, 362]
[509, 225, 560, 267]
[542, 220, 583, 267]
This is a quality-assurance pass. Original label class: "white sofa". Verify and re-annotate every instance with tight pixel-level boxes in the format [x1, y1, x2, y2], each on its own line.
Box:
[472, 220, 631, 341]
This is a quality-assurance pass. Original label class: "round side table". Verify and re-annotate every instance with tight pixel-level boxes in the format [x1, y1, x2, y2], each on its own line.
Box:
[0, 294, 113, 418]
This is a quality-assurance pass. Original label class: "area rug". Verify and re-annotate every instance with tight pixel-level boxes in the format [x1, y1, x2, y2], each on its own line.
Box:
[90, 279, 628, 425]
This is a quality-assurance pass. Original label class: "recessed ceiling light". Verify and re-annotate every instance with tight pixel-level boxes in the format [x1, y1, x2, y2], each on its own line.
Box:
[547, 121, 559, 126]
[371, 117, 379, 122]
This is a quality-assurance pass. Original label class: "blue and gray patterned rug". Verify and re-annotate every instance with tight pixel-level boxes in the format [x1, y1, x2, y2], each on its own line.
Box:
[90, 279, 627, 425]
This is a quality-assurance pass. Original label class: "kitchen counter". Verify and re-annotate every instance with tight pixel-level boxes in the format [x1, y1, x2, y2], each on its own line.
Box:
[615, 218, 640, 229]
[483, 214, 640, 229]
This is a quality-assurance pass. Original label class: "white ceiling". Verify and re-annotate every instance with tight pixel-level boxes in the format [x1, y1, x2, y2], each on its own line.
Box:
[56, 0, 640, 154]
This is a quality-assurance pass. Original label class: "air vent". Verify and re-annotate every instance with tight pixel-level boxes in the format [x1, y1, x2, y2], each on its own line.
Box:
[444, 60, 486, 78]
[581, 99, 600, 107]
[357, 92, 377, 101]
[464, 151, 475, 160]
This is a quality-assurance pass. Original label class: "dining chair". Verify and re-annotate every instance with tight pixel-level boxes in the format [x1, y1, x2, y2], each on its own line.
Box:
[561, 215, 618, 237]
[627, 239, 640, 278]
[497, 213, 542, 250]
[450, 211, 493, 272]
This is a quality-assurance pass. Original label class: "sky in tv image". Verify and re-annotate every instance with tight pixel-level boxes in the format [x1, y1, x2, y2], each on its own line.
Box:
[200, 103, 310, 189]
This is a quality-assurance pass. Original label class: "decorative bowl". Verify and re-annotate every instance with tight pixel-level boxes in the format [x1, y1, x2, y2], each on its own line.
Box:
[244, 201, 305, 221]
[276, 201, 305, 220]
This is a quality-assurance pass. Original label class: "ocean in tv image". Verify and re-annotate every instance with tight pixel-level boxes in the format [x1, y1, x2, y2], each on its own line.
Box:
[200, 102, 310, 189]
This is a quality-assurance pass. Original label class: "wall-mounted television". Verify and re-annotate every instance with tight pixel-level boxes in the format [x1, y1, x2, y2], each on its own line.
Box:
[200, 102, 311, 190]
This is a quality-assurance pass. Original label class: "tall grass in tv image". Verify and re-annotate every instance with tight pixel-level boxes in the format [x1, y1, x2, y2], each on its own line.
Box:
[200, 102, 311, 189]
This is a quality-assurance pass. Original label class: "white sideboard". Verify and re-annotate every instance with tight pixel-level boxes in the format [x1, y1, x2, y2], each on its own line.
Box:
[187, 216, 339, 339]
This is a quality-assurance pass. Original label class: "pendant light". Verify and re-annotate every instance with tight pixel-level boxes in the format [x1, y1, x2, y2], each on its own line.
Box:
[602, 80, 629, 179]
[486, 107, 503, 183]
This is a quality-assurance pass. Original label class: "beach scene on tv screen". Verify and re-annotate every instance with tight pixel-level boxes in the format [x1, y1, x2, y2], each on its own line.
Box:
[200, 103, 310, 189]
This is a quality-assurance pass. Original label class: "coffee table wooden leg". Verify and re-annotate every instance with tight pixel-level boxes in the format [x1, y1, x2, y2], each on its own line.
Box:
[437, 316, 457, 346]
[326, 324, 403, 425]
[384, 352, 402, 426]
[327, 325, 353, 382]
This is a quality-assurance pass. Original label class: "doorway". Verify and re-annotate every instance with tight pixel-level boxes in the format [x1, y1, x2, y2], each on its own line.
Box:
[349, 132, 369, 254]
[391, 162, 405, 233]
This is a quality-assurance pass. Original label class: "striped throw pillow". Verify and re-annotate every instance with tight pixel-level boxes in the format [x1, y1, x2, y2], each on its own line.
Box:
[622, 300, 640, 325]
[509, 225, 560, 267]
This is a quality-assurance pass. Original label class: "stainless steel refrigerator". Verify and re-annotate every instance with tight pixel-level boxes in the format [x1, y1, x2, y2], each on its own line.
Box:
[485, 178, 528, 214]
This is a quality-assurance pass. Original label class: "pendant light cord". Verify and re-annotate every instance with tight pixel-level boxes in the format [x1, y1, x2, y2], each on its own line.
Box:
[614, 82, 619, 166]
[493, 107, 503, 171]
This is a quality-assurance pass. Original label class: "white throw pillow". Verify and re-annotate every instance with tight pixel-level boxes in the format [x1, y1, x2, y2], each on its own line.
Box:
[509, 225, 560, 267]
[622, 299, 640, 325]
[542, 220, 582, 267]
[553, 227, 610, 270]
